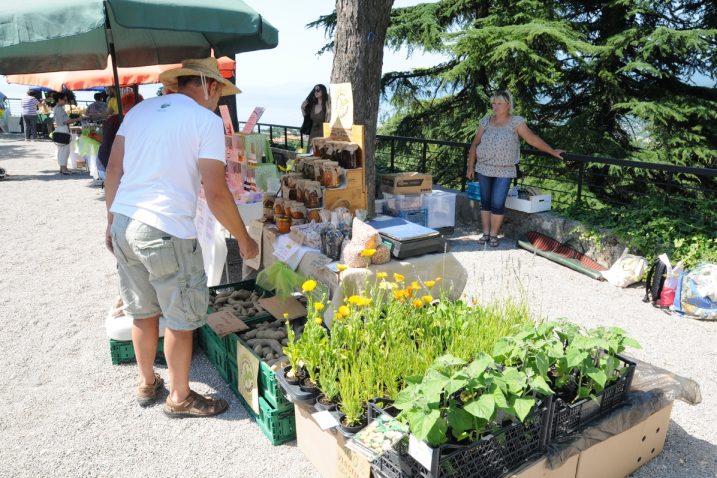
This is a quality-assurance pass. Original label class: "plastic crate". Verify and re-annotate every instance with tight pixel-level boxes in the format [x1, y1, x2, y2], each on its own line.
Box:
[228, 319, 294, 412]
[198, 324, 224, 353]
[109, 338, 165, 365]
[550, 355, 636, 441]
[386, 207, 428, 227]
[369, 397, 551, 478]
[208, 279, 274, 354]
[230, 362, 296, 446]
[203, 338, 230, 383]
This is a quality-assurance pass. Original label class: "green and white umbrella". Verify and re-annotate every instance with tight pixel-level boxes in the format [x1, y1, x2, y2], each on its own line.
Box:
[0, 0, 278, 74]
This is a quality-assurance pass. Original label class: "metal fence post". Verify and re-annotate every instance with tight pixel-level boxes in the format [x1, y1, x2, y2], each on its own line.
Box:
[284, 128, 288, 149]
[269, 125, 273, 143]
[577, 162, 584, 205]
[421, 142, 427, 173]
[390, 139, 395, 172]
[462, 146, 470, 191]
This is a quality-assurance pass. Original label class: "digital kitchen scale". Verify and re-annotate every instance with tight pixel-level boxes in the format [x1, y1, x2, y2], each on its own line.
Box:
[367, 216, 446, 259]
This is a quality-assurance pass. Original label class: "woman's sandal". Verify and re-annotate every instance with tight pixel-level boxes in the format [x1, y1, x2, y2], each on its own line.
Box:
[477, 234, 490, 245]
[489, 235, 500, 247]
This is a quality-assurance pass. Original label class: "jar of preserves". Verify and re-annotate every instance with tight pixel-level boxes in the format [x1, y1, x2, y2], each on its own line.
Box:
[275, 215, 291, 234]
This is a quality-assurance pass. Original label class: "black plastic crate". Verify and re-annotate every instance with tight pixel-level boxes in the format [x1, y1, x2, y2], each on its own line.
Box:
[549, 354, 636, 441]
[368, 397, 551, 478]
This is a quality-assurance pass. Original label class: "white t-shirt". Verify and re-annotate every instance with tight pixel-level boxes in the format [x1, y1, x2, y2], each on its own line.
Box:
[110, 94, 225, 238]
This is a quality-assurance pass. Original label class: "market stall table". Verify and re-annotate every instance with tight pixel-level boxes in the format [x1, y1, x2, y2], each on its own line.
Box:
[258, 223, 468, 324]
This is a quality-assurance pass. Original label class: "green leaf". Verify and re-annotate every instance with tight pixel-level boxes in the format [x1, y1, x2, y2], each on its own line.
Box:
[535, 351, 550, 377]
[445, 369, 470, 396]
[529, 375, 554, 396]
[394, 385, 419, 410]
[421, 369, 450, 402]
[432, 354, 467, 370]
[447, 405, 474, 436]
[622, 337, 641, 349]
[465, 353, 493, 377]
[566, 346, 587, 368]
[491, 386, 508, 409]
[512, 397, 536, 422]
[587, 369, 608, 388]
[410, 409, 447, 447]
[463, 394, 496, 420]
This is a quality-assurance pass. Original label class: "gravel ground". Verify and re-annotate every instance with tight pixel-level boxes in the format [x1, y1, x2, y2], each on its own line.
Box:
[1, 134, 714, 478]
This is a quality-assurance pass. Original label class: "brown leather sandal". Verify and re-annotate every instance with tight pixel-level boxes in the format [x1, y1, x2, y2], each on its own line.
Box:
[136, 373, 164, 407]
[163, 390, 229, 418]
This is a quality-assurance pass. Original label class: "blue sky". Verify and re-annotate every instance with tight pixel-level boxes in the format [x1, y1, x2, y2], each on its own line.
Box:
[0, 0, 444, 127]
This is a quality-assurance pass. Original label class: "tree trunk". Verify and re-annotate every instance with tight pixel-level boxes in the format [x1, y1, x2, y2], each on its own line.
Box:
[331, 0, 395, 216]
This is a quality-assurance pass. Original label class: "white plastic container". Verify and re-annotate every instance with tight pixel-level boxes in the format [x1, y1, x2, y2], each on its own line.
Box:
[423, 190, 457, 229]
[105, 313, 167, 341]
[505, 194, 552, 213]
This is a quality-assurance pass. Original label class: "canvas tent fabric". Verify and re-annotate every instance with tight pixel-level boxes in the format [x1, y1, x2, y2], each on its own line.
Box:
[0, 0, 277, 75]
[6, 56, 235, 91]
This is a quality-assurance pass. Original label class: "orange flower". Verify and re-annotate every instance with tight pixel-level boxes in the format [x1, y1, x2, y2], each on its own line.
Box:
[393, 289, 408, 301]
[412, 299, 423, 308]
[393, 273, 405, 283]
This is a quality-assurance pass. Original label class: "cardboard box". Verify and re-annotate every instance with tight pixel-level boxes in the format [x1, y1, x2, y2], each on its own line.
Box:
[380, 172, 432, 195]
[575, 403, 672, 478]
[294, 404, 370, 478]
[510, 455, 579, 478]
[505, 194, 552, 213]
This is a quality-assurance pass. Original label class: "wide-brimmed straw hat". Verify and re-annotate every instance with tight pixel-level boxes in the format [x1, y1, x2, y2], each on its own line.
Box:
[160, 57, 240, 96]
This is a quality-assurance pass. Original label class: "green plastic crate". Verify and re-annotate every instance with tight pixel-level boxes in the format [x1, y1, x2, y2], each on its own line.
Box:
[198, 324, 224, 353]
[109, 338, 165, 365]
[226, 351, 292, 411]
[203, 338, 230, 383]
[207, 279, 275, 353]
[229, 363, 296, 446]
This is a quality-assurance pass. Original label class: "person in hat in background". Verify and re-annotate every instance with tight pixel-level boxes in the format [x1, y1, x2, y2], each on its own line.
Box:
[104, 57, 259, 418]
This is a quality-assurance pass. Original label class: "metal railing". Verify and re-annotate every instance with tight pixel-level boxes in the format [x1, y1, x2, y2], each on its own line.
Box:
[243, 121, 716, 237]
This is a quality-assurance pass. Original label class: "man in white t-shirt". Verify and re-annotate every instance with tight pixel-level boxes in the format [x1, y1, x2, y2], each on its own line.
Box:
[105, 58, 257, 418]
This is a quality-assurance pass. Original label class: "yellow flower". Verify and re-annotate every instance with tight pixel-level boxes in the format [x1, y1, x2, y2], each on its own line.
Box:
[302, 279, 317, 293]
[356, 296, 372, 307]
[393, 289, 408, 301]
[422, 295, 434, 304]
[337, 264, 348, 272]
[393, 273, 405, 283]
[412, 299, 423, 308]
[314, 317, 323, 325]
[425, 280, 436, 288]
[435, 277, 442, 282]
[314, 302, 325, 311]
[360, 248, 377, 257]
[334, 313, 342, 321]
[409, 281, 421, 291]
[282, 312, 289, 319]
[338, 305, 350, 317]
[405, 287, 415, 298]
[376, 271, 388, 280]
[347, 295, 361, 305]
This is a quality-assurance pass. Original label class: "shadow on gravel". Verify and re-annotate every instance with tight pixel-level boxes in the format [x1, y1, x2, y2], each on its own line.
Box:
[2, 171, 90, 182]
[635, 420, 717, 478]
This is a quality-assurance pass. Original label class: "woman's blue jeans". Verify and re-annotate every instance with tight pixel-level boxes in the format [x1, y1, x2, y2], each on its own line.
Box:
[477, 174, 512, 215]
